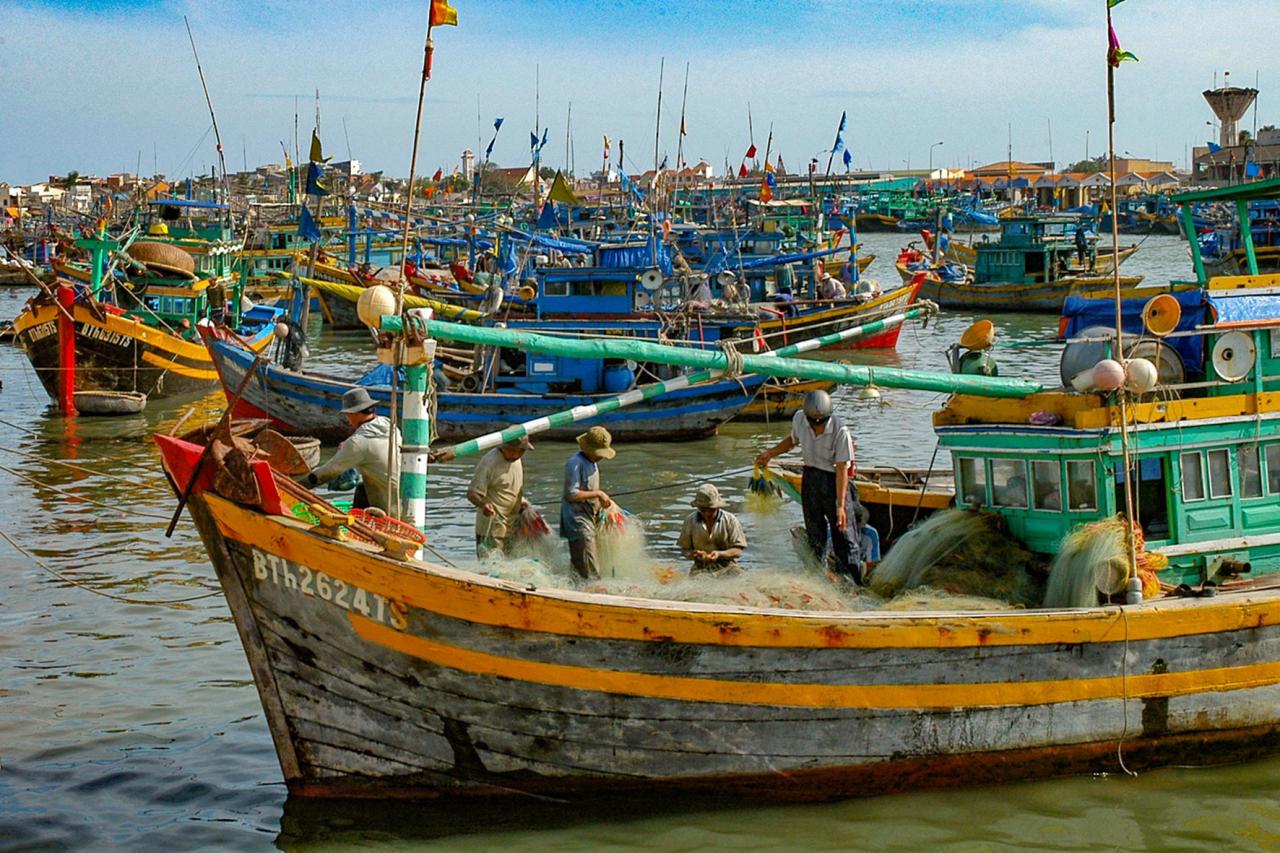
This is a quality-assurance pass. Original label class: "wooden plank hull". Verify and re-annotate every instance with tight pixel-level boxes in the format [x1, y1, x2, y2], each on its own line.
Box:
[206, 335, 764, 444]
[916, 274, 1144, 313]
[12, 301, 275, 401]
[735, 280, 921, 350]
[168, 474, 1280, 802]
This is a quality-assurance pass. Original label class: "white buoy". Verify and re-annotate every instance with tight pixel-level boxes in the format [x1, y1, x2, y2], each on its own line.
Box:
[356, 284, 398, 330]
[1124, 358, 1158, 394]
[274, 321, 290, 339]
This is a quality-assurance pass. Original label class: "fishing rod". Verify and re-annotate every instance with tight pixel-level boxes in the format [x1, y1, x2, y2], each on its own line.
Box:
[183, 16, 234, 228]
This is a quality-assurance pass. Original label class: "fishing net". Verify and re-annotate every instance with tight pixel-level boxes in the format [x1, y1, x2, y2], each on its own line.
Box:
[1043, 517, 1164, 608]
[868, 509, 1039, 606]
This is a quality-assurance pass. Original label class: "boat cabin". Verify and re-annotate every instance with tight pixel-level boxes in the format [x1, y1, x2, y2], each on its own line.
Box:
[972, 216, 1098, 285]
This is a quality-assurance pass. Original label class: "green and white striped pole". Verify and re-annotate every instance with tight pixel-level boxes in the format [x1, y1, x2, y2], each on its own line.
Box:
[441, 302, 940, 461]
[399, 307, 435, 546]
[382, 302, 1034, 399]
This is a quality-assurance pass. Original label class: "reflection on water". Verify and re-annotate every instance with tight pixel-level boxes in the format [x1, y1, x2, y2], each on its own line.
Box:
[4, 236, 1279, 849]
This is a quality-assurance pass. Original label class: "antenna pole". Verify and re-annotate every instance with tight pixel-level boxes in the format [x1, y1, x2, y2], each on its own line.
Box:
[1106, 4, 1140, 594]
[653, 57, 665, 173]
[184, 16, 233, 226]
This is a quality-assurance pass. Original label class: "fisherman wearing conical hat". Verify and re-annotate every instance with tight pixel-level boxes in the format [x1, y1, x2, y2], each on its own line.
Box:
[677, 484, 747, 575]
[560, 426, 616, 581]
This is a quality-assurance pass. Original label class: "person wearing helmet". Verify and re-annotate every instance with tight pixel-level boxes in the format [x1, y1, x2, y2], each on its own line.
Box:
[754, 389, 863, 582]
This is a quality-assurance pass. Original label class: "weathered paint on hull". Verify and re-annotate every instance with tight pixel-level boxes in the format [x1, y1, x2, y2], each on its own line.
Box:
[206, 336, 763, 444]
[916, 275, 1144, 313]
[177, 487, 1280, 802]
[738, 281, 919, 350]
[13, 302, 274, 400]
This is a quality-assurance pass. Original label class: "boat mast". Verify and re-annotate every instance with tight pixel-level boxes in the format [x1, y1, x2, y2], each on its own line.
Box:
[183, 16, 233, 228]
[675, 62, 689, 170]
[1106, 3, 1141, 599]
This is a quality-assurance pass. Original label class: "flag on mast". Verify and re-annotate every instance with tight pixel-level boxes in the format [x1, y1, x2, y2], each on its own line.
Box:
[429, 0, 458, 27]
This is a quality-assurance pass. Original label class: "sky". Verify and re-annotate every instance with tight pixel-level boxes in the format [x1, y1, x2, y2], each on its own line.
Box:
[0, 0, 1276, 185]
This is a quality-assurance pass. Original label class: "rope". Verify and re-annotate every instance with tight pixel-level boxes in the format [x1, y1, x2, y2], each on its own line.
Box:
[0, 464, 173, 520]
[717, 338, 745, 379]
[610, 465, 757, 498]
[1115, 604, 1139, 776]
[0, 525, 222, 607]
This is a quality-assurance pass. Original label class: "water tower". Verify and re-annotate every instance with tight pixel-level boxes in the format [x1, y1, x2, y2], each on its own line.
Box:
[1204, 71, 1258, 148]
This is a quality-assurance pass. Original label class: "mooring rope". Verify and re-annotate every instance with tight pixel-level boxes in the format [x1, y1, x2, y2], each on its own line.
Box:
[0, 525, 222, 607]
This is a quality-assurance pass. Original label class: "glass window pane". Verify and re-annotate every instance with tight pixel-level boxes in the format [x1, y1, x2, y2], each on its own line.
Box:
[1032, 460, 1062, 510]
[991, 459, 1028, 508]
[1268, 445, 1280, 495]
[958, 457, 987, 506]
[1240, 446, 1263, 498]
[1181, 452, 1205, 501]
[1208, 449, 1232, 498]
[1067, 461, 1096, 510]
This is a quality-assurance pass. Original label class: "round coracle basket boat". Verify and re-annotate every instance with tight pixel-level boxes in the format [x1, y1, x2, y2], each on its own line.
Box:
[73, 390, 147, 415]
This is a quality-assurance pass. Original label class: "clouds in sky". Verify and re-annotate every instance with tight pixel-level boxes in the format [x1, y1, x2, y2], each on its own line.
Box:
[0, 0, 1275, 183]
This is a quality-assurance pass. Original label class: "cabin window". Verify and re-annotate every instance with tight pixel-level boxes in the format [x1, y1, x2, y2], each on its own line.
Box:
[1267, 445, 1280, 494]
[1240, 446, 1264, 498]
[1031, 460, 1062, 510]
[543, 279, 569, 297]
[1181, 451, 1205, 501]
[1207, 449, 1233, 499]
[1067, 460, 1097, 510]
[958, 457, 987, 505]
[991, 459, 1028, 508]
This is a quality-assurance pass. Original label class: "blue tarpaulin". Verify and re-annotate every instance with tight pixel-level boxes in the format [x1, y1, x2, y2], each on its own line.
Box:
[704, 246, 845, 275]
[1061, 289, 1208, 374]
[1210, 292, 1280, 324]
[598, 240, 674, 275]
[507, 229, 595, 255]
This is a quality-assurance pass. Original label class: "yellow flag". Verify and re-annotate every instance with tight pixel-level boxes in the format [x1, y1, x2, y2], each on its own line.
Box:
[430, 0, 458, 26]
[547, 171, 581, 206]
[309, 130, 330, 164]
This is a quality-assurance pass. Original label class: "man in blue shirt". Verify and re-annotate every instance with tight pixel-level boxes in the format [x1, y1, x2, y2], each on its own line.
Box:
[560, 426, 616, 580]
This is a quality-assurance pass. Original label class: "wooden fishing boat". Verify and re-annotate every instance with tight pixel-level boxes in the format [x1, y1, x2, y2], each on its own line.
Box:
[738, 278, 922, 350]
[155, 411, 1280, 801]
[767, 460, 954, 544]
[736, 378, 836, 422]
[12, 211, 281, 404]
[204, 333, 765, 444]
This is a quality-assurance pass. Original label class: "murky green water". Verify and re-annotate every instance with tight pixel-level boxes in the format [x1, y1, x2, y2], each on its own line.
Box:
[3, 234, 1279, 850]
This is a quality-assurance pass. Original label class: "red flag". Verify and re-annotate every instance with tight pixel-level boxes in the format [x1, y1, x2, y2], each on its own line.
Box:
[738, 162, 748, 178]
[432, 168, 444, 182]
[745, 144, 757, 159]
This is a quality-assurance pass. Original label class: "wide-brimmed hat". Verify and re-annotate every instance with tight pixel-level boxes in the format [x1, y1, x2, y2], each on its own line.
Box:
[576, 425, 616, 459]
[504, 435, 534, 451]
[691, 483, 727, 509]
[340, 387, 378, 414]
[959, 319, 996, 351]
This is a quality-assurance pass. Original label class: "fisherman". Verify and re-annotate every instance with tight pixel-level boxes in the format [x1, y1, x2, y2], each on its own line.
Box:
[754, 390, 864, 582]
[1075, 222, 1091, 267]
[467, 436, 532, 558]
[305, 387, 400, 512]
[677, 484, 748, 575]
[818, 272, 847, 300]
[560, 426, 616, 581]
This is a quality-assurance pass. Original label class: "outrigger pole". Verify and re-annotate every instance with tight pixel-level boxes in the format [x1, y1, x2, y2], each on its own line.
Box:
[379, 313, 1042, 399]
[439, 302, 941, 461]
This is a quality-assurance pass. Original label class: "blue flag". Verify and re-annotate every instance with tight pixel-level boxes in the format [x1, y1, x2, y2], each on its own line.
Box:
[832, 110, 847, 153]
[540, 128, 549, 149]
[297, 206, 322, 242]
[1207, 141, 1222, 153]
[764, 171, 777, 188]
[530, 131, 539, 151]
[536, 202, 558, 230]
[305, 161, 329, 196]
[843, 149, 852, 170]
[1246, 160, 1262, 179]
[494, 117, 504, 132]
